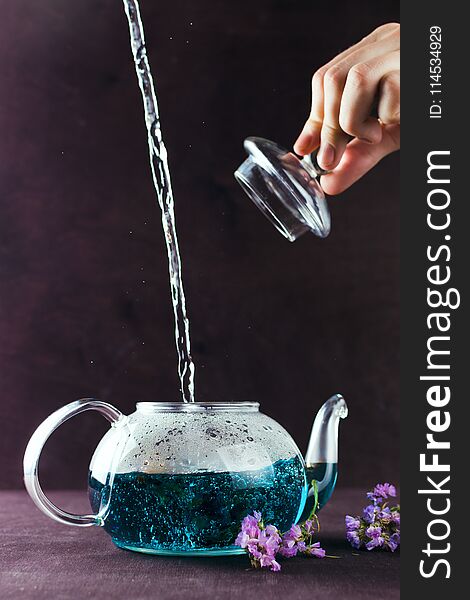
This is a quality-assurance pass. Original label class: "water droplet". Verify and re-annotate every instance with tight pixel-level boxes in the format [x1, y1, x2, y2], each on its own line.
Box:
[205, 427, 219, 438]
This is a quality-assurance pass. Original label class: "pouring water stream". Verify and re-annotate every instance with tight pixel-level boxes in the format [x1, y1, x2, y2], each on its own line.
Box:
[122, 0, 195, 402]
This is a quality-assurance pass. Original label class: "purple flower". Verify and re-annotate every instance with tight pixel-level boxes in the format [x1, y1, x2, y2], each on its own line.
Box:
[236, 513, 284, 570]
[279, 543, 298, 558]
[378, 507, 392, 522]
[388, 532, 400, 552]
[346, 530, 361, 549]
[239, 513, 262, 539]
[236, 510, 326, 571]
[345, 515, 361, 531]
[366, 525, 382, 538]
[305, 542, 326, 558]
[366, 538, 383, 550]
[283, 524, 302, 543]
[346, 483, 399, 552]
[373, 483, 397, 500]
[259, 530, 281, 555]
[246, 540, 262, 559]
[365, 525, 384, 550]
[279, 525, 301, 558]
[363, 504, 376, 524]
[265, 524, 281, 542]
[235, 531, 250, 548]
[278, 519, 326, 560]
[259, 554, 281, 571]
[303, 520, 316, 534]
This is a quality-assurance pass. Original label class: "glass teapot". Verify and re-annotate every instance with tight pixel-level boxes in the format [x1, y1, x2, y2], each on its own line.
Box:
[23, 394, 347, 556]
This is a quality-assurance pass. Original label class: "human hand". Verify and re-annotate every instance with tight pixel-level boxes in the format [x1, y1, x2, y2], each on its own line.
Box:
[294, 23, 400, 195]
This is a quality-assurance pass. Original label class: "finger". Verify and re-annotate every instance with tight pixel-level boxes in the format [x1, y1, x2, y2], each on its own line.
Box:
[365, 22, 400, 45]
[302, 36, 400, 163]
[294, 23, 400, 156]
[294, 23, 400, 157]
[294, 119, 322, 156]
[317, 65, 352, 169]
[293, 72, 324, 155]
[317, 42, 396, 168]
[320, 124, 400, 195]
[339, 50, 400, 142]
[319, 22, 400, 77]
[317, 116, 350, 171]
[378, 70, 400, 124]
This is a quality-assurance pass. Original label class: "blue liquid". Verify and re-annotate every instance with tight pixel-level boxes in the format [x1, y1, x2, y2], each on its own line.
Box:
[89, 456, 307, 554]
[299, 462, 338, 521]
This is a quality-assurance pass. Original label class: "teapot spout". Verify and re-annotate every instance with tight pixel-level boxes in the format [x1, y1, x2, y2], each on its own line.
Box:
[305, 393, 348, 466]
[300, 394, 348, 517]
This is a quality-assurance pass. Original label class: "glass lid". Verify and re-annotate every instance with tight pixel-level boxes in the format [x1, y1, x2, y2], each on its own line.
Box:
[235, 137, 331, 241]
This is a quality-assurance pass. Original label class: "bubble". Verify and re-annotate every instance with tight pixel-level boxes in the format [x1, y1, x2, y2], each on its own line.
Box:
[205, 427, 219, 438]
[112, 410, 294, 476]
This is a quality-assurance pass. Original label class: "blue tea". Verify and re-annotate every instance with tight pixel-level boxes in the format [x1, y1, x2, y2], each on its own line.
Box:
[88, 456, 307, 554]
[300, 462, 338, 520]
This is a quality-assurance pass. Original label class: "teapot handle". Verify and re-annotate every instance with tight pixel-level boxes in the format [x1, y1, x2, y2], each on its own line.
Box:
[23, 399, 124, 527]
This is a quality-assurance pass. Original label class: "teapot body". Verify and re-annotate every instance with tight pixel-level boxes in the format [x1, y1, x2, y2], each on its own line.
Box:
[88, 402, 307, 555]
[24, 396, 346, 556]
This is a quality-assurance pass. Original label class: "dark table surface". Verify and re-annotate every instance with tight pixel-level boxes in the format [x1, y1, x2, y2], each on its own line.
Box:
[0, 489, 399, 599]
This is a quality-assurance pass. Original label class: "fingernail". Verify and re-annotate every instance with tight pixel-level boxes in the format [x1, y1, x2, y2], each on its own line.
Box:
[319, 143, 335, 168]
[294, 127, 313, 154]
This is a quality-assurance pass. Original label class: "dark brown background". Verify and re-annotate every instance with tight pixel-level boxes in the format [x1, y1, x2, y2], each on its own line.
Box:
[1, 0, 399, 491]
